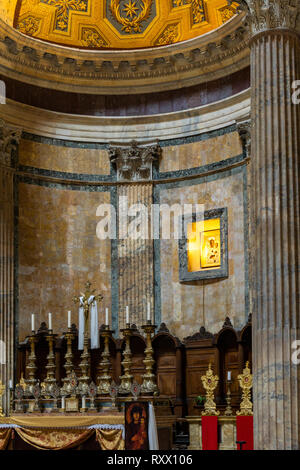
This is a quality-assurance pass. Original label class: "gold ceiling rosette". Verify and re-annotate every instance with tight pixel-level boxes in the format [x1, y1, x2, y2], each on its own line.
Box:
[110, 0, 153, 33]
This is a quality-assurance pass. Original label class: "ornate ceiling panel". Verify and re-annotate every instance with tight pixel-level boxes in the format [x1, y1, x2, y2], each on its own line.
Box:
[11, 0, 239, 49]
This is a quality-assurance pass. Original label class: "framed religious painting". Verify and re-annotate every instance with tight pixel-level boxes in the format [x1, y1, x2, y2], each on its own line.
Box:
[125, 402, 149, 450]
[178, 207, 228, 282]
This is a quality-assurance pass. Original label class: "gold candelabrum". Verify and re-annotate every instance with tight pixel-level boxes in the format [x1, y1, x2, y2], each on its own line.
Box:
[118, 324, 134, 395]
[73, 281, 103, 396]
[201, 364, 220, 416]
[224, 380, 233, 416]
[141, 322, 159, 395]
[237, 361, 253, 416]
[25, 333, 38, 394]
[97, 326, 114, 395]
[61, 329, 76, 395]
[0, 380, 5, 417]
[44, 331, 57, 395]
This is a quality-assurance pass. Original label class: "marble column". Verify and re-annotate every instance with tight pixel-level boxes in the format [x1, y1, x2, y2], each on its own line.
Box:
[243, 0, 300, 450]
[0, 120, 21, 414]
[109, 141, 160, 330]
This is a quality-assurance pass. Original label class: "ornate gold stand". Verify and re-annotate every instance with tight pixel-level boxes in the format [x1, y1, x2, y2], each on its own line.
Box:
[61, 329, 76, 395]
[224, 381, 233, 416]
[25, 334, 38, 395]
[78, 331, 90, 396]
[73, 281, 103, 397]
[237, 361, 253, 416]
[201, 364, 220, 416]
[97, 327, 114, 395]
[141, 322, 159, 395]
[118, 324, 134, 395]
[0, 380, 5, 417]
[44, 331, 57, 395]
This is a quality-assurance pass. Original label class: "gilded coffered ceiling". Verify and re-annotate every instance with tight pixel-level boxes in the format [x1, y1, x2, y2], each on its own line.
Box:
[7, 0, 239, 49]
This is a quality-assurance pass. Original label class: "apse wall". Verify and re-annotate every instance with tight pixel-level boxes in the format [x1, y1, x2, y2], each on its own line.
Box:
[16, 126, 249, 341]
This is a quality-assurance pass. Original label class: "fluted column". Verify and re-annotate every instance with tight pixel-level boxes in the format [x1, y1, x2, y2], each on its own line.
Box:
[243, 0, 300, 450]
[0, 120, 21, 414]
[109, 142, 160, 331]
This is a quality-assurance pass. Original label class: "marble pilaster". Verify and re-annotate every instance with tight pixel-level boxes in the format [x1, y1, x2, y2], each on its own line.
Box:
[0, 120, 21, 414]
[109, 142, 160, 330]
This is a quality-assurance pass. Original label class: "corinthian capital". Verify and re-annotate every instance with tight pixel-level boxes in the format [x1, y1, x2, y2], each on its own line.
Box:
[236, 0, 300, 35]
[109, 140, 161, 182]
[0, 119, 22, 168]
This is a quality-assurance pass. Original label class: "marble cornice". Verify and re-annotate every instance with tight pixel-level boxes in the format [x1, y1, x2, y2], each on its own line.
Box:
[0, 90, 251, 143]
[235, 0, 300, 37]
[0, 14, 250, 95]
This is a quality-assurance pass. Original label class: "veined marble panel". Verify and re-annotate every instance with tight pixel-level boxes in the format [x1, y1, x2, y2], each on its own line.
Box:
[159, 168, 247, 338]
[17, 183, 112, 341]
[19, 139, 110, 175]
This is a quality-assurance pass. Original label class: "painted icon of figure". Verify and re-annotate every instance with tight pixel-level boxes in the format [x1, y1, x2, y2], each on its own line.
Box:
[207, 237, 220, 264]
[126, 404, 148, 450]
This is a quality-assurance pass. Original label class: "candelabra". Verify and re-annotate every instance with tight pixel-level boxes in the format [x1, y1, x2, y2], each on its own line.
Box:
[224, 380, 233, 416]
[141, 321, 159, 395]
[0, 380, 5, 417]
[44, 331, 57, 395]
[78, 331, 90, 396]
[97, 326, 114, 395]
[25, 333, 38, 395]
[201, 364, 220, 416]
[73, 281, 103, 397]
[61, 328, 76, 395]
[118, 324, 134, 395]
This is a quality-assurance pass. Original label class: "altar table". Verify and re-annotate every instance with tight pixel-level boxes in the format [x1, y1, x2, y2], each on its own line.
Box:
[0, 414, 125, 450]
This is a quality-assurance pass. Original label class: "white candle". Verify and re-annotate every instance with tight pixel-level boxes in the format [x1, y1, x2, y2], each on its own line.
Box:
[105, 308, 109, 326]
[68, 311, 71, 329]
[61, 396, 65, 409]
[9, 380, 13, 389]
[147, 302, 151, 321]
[48, 312, 52, 330]
[126, 306, 129, 325]
[227, 371, 231, 381]
[31, 314, 35, 332]
[82, 396, 86, 409]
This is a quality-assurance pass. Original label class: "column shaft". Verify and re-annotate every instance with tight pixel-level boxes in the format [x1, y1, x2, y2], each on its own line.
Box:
[251, 31, 300, 449]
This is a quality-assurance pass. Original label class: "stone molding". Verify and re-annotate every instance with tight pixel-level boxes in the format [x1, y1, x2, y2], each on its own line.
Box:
[0, 14, 250, 95]
[0, 119, 22, 168]
[236, 0, 300, 35]
[109, 141, 161, 182]
[0, 90, 251, 143]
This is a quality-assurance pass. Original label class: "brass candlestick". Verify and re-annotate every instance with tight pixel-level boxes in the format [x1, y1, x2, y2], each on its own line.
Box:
[44, 331, 57, 395]
[25, 333, 38, 395]
[0, 380, 5, 417]
[78, 331, 90, 396]
[224, 381, 233, 416]
[201, 364, 220, 416]
[97, 326, 114, 395]
[118, 324, 134, 395]
[237, 361, 253, 416]
[61, 329, 76, 395]
[141, 322, 159, 395]
[73, 281, 103, 396]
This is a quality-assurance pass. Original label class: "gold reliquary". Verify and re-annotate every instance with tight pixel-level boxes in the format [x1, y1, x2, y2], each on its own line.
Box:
[179, 208, 228, 282]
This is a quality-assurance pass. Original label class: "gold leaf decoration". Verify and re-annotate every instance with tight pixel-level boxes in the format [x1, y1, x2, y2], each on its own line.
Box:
[155, 23, 179, 46]
[17, 15, 41, 36]
[110, 0, 153, 33]
[81, 27, 109, 48]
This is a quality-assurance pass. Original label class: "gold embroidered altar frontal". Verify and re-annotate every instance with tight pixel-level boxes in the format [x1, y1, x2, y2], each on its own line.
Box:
[0, 415, 125, 450]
